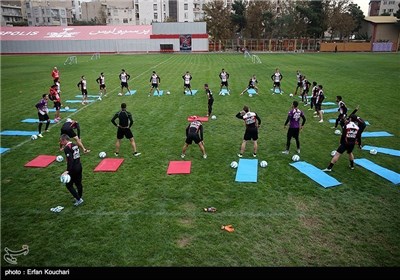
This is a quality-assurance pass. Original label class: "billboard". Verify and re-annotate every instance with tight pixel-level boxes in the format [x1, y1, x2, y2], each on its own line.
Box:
[180, 34, 192, 51]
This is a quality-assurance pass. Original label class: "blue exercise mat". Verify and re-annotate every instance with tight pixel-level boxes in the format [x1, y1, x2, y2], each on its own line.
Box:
[153, 90, 163, 96]
[185, 89, 198, 96]
[21, 119, 57, 124]
[247, 89, 257, 95]
[48, 108, 77, 112]
[322, 108, 339, 113]
[328, 119, 370, 125]
[362, 145, 400, 157]
[322, 102, 336, 106]
[0, 130, 38, 136]
[235, 159, 258, 183]
[125, 90, 137, 96]
[362, 131, 393, 138]
[298, 96, 311, 99]
[354, 158, 400, 185]
[270, 88, 283, 94]
[0, 147, 10, 154]
[75, 95, 100, 98]
[289, 161, 342, 188]
[65, 100, 95, 103]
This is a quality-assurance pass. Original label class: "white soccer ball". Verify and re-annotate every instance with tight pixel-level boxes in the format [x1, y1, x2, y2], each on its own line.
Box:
[56, 155, 64, 162]
[292, 155, 300, 162]
[249, 94, 253, 97]
[60, 174, 71, 184]
[330, 150, 337, 157]
[230, 161, 238, 169]
[289, 93, 293, 97]
[370, 149, 378, 155]
[166, 91, 171, 95]
[334, 129, 342, 135]
[211, 115, 217, 120]
[99, 151, 107, 158]
[31, 135, 38, 140]
[260, 160, 268, 168]
[64, 106, 70, 111]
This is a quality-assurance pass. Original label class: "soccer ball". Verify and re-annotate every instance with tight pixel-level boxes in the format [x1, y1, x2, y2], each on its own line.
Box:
[260, 160, 268, 168]
[334, 129, 342, 135]
[56, 155, 64, 162]
[249, 94, 253, 97]
[64, 106, 70, 111]
[230, 161, 238, 169]
[330, 150, 337, 157]
[292, 155, 300, 162]
[289, 93, 293, 97]
[211, 115, 217, 120]
[60, 174, 71, 184]
[166, 91, 171, 95]
[31, 135, 38, 140]
[99, 151, 107, 158]
[370, 149, 378, 155]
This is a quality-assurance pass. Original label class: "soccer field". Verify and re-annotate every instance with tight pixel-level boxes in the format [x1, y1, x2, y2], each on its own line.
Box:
[1, 53, 400, 268]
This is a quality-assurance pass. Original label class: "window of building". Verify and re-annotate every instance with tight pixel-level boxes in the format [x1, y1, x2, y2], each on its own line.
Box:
[60, 10, 65, 16]
[383, 1, 387, 4]
[153, 4, 157, 11]
[184, 4, 188, 10]
[389, 1, 395, 4]
[154, 12, 158, 20]
[184, 12, 188, 19]
[27, 13, 31, 18]
[389, 8, 393, 12]
[123, 18, 128, 23]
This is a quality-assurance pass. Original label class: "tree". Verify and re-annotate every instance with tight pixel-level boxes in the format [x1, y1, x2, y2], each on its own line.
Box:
[348, 3, 364, 34]
[231, 0, 247, 35]
[244, 0, 272, 38]
[295, 0, 328, 38]
[203, 0, 234, 39]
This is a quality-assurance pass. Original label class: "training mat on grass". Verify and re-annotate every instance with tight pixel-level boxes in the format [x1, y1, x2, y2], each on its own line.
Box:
[322, 108, 339, 113]
[328, 119, 370, 125]
[187, 116, 209, 122]
[0, 130, 38, 136]
[235, 159, 258, 182]
[167, 161, 191, 175]
[247, 89, 257, 94]
[219, 89, 230, 95]
[94, 158, 124, 172]
[322, 102, 336, 105]
[354, 158, 400, 185]
[25, 155, 56, 168]
[65, 100, 95, 103]
[153, 90, 163, 96]
[125, 90, 137, 96]
[185, 90, 198, 96]
[0, 147, 10, 154]
[289, 161, 342, 188]
[75, 95, 100, 98]
[49, 108, 77, 112]
[362, 131, 393, 137]
[362, 145, 400, 157]
[21, 119, 57, 124]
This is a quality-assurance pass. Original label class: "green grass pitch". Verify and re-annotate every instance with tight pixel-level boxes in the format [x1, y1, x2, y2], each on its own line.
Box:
[1, 53, 400, 267]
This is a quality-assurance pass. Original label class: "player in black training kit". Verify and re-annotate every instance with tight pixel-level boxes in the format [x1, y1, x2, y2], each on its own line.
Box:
[181, 120, 207, 159]
[236, 105, 261, 158]
[60, 134, 84, 206]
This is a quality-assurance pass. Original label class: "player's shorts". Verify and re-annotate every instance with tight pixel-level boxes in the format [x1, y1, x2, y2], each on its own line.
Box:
[61, 128, 77, 138]
[117, 127, 134, 139]
[151, 83, 159, 88]
[81, 89, 88, 96]
[99, 84, 106, 90]
[221, 81, 228, 87]
[274, 82, 281, 87]
[185, 133, 201, 144]
[243, 127, 258, 141]
[184, 83, 191, 88]
[38, 112, 49, 122]
[337, 142, 355, 154]
[54, 101, 61, 110]
[315, 103, 322, 111]
[121, 82, 128, 88]
[297, 82, 302, 87]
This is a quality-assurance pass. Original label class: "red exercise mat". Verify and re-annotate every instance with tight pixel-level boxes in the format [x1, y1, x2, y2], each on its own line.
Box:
[167, 161, 191, 175]
[94, 158, 124, 172]
[24, 155, 56, 168]
[187, 116, 208, 122]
